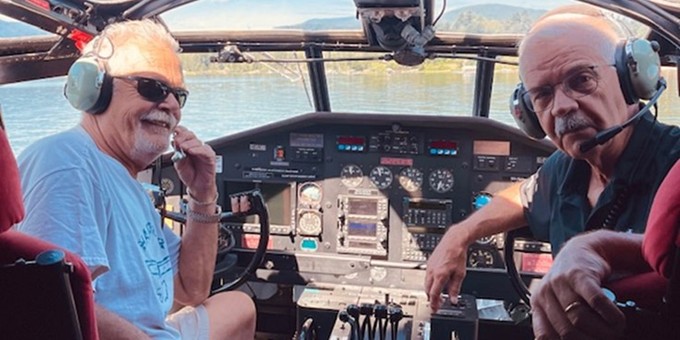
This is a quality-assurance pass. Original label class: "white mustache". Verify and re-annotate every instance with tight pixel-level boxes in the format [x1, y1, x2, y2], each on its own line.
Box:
[141, 109, 177, 129]
[554, 114, 591, 138]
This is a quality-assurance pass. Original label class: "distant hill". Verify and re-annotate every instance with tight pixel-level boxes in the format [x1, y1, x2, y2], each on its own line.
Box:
[278, 4, 545, 34]
[437, 4, 545, 34]
[278, 17, 360, 30]
[0, 20, 50, 37]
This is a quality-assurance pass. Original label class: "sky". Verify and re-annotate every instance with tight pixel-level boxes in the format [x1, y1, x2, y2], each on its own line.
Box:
[0, 0, 574, 28]
[160, 0, 574, 30]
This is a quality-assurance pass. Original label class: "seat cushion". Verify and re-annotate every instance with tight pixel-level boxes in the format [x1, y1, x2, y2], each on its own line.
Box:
[0, 128, 24, 233]
[642, 161, 680, 278]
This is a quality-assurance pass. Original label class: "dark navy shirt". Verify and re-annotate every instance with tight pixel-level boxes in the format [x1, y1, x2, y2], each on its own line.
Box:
[520, 113, 680, 256]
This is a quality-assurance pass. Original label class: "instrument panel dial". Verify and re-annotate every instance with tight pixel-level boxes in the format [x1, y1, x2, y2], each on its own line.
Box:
[398, 167, 423, 192]
[369, 166, 393, 189]
[467, 248, 495, 268]
[340, 164, 363, 187]
[298, 211, 322, 236]
[299, 182, 322, 205]
[428, 168, 454, 193]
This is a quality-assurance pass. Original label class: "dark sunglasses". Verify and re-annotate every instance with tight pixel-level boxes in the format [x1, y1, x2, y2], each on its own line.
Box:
[117, 76, 189, 108]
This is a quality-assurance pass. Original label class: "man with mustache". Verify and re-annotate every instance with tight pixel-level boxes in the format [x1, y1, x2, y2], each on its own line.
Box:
[425, 5, 680, 339]
[15, 20, 255, 339]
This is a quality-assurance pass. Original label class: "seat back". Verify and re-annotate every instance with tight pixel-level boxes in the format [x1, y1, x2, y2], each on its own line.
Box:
[0, 123, 98, 339]
[642, 160, 680, 318]
[0, 248, 83, 340]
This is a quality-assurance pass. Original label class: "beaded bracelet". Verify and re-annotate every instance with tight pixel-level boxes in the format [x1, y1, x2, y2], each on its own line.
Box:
[187, 204, 222, 224]
[186, 188, 218, 206]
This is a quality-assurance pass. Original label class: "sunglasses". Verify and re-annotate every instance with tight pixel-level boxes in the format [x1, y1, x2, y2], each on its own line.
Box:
[117, 76, 189, 108]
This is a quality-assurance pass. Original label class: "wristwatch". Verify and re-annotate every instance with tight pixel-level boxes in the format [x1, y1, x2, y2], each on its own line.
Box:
[187, 204, 222, 224]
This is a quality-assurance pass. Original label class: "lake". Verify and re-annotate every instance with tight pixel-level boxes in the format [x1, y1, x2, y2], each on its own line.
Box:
[2, 71, 679, 156]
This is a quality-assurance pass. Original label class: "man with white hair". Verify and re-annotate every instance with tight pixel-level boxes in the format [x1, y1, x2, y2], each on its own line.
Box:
[16, 20, 255, 339]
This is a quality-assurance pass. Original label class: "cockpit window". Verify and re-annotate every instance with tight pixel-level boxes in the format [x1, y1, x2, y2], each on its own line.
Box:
[0, 17, 53, 38]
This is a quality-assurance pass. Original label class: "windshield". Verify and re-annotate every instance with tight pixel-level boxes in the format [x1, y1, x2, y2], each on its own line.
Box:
[1, 0, 677, 156]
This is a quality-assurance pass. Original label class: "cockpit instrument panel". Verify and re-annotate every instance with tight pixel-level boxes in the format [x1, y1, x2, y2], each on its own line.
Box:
[158, 112, 554, 289]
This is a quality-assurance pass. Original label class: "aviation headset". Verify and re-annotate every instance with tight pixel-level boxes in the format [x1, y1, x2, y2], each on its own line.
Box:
[509, 38, 662, 140]
[64, 35, 114, 115]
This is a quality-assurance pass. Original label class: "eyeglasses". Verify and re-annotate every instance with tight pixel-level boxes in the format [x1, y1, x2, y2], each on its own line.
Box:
[523, 65, 612, 114]
[116, 76, 189, 108]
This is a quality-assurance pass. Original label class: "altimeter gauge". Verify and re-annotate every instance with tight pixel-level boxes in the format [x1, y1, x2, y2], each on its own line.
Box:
[398, 167, 423, 192]
[468, 248, 495, 268]
[340, 164, 363, 187]
[369, 166, 393, 189]
[298, 211, 322, 236]
[428, 168, 454, 193]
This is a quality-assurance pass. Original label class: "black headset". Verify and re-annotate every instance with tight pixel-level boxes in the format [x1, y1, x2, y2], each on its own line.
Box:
[509, 38, 662, 140]
[64, 35, 114, 115]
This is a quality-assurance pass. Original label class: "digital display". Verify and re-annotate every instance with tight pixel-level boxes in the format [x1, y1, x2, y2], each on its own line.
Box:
[337, 136, 366, 145]
[429, 140, 458, 149]
[428, 140, 459, 156]
[223, 181, 292, 226]
[348, 241, 376, 249]
[348, 198, 378, 215]
[347, 222, 377, 236]
[473, 140, 510, 156]
[408, 199, 449, 211]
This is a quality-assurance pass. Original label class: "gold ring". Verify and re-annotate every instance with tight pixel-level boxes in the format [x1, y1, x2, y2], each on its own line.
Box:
[564, 301, 582, 313]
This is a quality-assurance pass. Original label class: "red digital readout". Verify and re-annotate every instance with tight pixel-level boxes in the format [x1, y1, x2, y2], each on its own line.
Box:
[429, 140, 458, 149]
[521, 253, 553, 274]
[337, 136, 365, 145]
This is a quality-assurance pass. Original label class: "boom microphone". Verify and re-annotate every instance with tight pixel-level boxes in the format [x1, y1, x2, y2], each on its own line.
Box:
[579, 79, 667, 153]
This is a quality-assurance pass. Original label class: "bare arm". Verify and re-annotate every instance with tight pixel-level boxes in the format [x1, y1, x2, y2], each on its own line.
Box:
[425, 181, 528, 311]
[96, 304, 151, 340]
[172, 126, 219, 305]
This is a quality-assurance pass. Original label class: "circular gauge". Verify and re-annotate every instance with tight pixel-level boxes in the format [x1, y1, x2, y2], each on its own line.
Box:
[428, 168, 454, 193]
[299, 182, 322, 205]
[467, 248, 495, 268]
[398, 167, 423, 192]
[369, 166, 393, 189]
[340, 164, 363, 187]
[160, 178, 175, 194]
[476, 235, 496, 245]
[370, 266, 387, 282]
[298, 211, 322, 236]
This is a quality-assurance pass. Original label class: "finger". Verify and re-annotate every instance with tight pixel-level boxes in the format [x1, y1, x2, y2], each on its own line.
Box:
[173, 126, 197, 144]
[573, 281, 625, 330]
[428, 276, 445, 312]
[542, 288, 590, 340]
[446, 273, 463, 305]
[564, 303, 624, 340]
[532, 305, 560, 340]
[424, 272, 433, 299]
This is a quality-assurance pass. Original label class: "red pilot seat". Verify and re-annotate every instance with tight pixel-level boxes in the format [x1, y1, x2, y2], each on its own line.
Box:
[606, 160, 680, 318]
[0, 127, 98, 339]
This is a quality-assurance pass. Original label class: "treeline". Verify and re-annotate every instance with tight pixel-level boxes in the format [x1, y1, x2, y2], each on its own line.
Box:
[180, 52, 518, 75]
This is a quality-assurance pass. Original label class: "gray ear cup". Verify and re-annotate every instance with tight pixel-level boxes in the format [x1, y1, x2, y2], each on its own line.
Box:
[615, 38, 661, 105]
[64, 57, 113, 114]
[509, 83, 546, 140]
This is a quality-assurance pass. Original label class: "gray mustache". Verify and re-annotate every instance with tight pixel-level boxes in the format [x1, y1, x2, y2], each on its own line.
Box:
[554, 114, 591, 137]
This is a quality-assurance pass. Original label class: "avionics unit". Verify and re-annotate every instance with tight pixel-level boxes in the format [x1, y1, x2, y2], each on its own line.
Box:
[336, 195, 389, 257]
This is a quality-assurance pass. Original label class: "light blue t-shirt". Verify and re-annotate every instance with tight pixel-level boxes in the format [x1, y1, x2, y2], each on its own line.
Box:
[15, 126, 182, 339]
